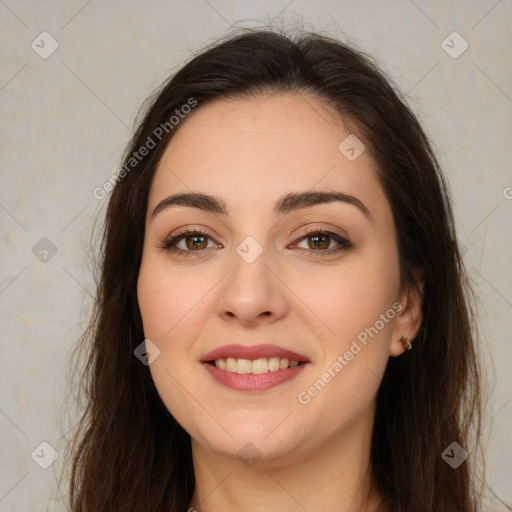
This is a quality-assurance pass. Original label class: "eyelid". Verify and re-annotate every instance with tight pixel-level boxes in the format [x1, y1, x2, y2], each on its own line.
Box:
[293, 224, 347, 239]
[171, 226, 218, 240]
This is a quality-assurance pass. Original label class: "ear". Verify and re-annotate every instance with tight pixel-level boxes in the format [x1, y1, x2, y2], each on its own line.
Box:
[389, 269, 424, 357]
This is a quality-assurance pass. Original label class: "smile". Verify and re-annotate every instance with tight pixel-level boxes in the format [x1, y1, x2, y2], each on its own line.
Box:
[201, 344, 310, 391]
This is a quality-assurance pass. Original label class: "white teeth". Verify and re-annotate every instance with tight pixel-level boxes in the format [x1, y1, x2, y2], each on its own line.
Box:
[212, 357, 301, 374]
[236, 358, 252, 374]
[226, 358, 237, 372]
[252, 358, 268, 374]
[268, 357, 280, 372]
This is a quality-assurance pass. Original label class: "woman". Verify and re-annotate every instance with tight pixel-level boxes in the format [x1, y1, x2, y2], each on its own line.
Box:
[68, 28, 488, 511]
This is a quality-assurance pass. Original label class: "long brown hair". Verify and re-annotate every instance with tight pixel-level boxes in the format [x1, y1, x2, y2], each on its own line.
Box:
[67, 27, 489, 511]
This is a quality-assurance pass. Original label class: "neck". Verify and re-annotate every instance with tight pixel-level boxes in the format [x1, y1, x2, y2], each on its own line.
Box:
[188, 405, 386, 512]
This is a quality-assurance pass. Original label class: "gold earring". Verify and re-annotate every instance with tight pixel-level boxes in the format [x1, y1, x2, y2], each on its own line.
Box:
[400, 336, 412, 351]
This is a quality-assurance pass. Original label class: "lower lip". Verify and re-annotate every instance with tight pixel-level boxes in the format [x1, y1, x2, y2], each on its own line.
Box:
[202, 362, 307, 391]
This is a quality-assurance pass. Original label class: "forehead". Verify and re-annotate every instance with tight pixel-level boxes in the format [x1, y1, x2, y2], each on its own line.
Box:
[149, 93, 388, 223]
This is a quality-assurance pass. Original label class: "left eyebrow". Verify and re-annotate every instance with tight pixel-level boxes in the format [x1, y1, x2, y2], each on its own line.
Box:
[151, 190, 372, 222]
[274, 191, 372, 221]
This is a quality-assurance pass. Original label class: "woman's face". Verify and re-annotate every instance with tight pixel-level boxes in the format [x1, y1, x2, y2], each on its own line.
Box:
[137, 93, 415, 465]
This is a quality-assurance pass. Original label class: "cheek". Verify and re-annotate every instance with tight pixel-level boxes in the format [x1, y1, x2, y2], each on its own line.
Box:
[137, 255, 212, 397]
[292, 250, 400, 348]
[137, 253, 214, 341]
[137, 256, 217, 438]
[291, 250, 399, 415]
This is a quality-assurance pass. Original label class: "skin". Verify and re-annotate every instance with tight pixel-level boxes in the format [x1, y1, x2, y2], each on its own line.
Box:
[137, 93, 423, 512]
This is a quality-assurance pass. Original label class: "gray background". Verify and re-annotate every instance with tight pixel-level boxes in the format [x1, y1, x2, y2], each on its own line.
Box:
[0, 0, 511, 510]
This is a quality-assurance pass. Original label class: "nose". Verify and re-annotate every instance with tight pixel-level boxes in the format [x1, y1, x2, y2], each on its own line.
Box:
[215, 246, 289, 327]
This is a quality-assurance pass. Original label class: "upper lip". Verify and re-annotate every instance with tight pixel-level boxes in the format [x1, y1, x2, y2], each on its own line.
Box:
[202, 344, 310, 362]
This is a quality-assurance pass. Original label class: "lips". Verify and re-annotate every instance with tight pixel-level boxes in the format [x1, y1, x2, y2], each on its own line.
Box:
[201, 344, 310, 391]
[202, 344, 309, 363]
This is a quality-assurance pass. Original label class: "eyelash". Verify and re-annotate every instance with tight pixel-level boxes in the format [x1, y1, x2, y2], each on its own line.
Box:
[158, 226, 353, 258]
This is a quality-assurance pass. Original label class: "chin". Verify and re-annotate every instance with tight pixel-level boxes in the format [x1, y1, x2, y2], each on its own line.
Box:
[194, 429, 303, 467]
[184, 408, 307, 462]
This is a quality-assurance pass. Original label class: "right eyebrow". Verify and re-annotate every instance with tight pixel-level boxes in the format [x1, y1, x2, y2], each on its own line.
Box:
[151, 193, 228, 218]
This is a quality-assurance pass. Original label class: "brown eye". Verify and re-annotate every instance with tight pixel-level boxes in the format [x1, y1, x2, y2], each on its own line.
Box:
[292, 229, 353, 255]
[184, 235, 208, 250]
[160, 229, 220, 256]
[307, 234, 331, 250]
